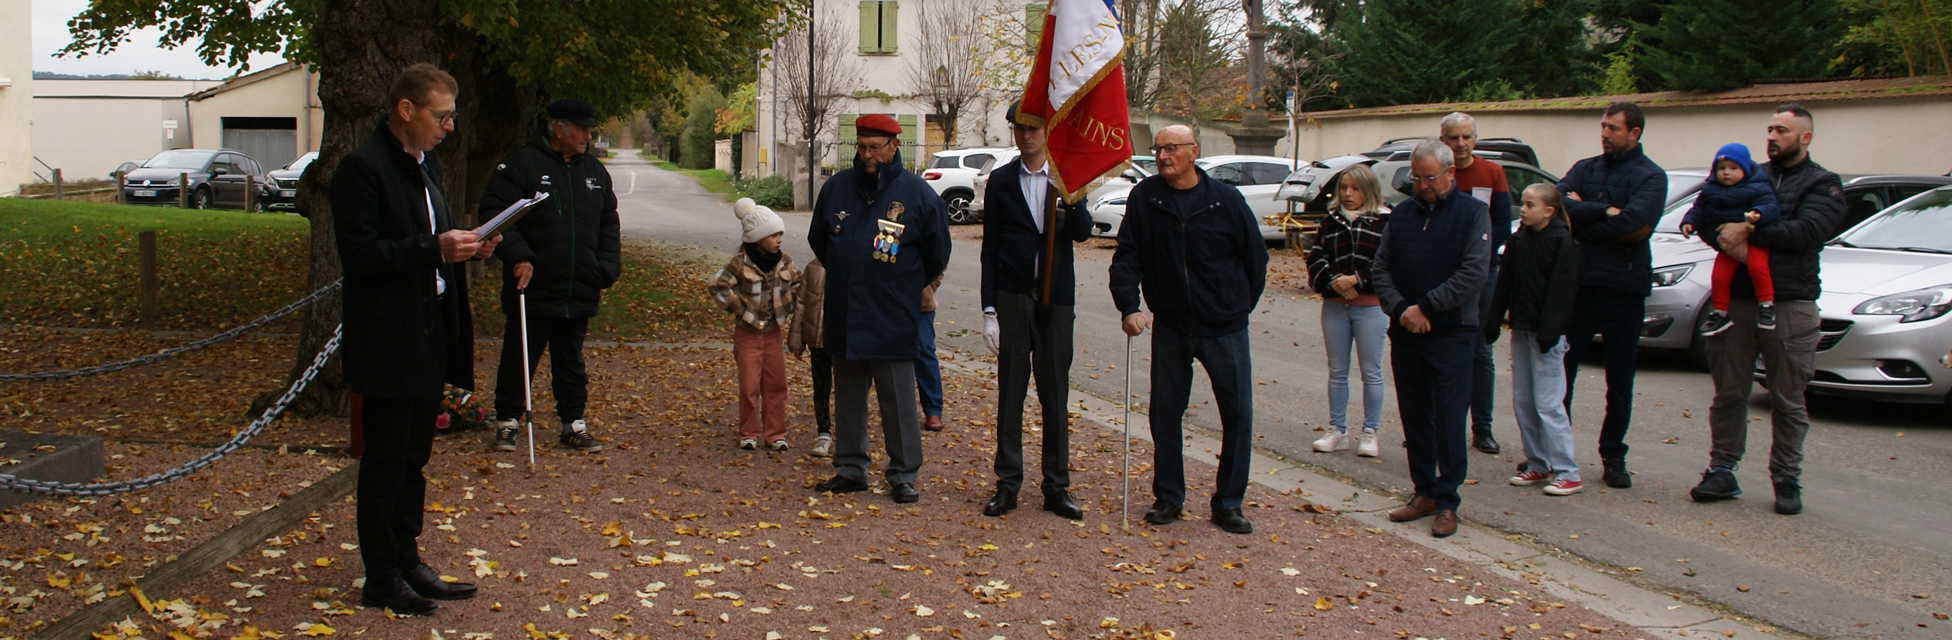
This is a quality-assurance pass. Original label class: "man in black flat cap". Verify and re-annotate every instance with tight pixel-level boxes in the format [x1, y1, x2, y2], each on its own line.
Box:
[485, 98, 623, 454]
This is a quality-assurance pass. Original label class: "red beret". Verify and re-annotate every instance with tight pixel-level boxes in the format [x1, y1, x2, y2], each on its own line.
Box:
[855, 113, 902, 137]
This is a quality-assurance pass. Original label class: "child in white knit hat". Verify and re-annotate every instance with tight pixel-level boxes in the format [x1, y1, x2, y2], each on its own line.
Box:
[708, 198, 802, 451]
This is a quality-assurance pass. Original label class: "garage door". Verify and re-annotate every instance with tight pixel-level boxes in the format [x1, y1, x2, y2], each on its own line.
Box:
[221, 117, 298, 171]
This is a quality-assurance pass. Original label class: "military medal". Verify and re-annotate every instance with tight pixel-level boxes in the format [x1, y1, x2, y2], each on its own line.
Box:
[886, 201, 905, 223]
[873, 219, 904, 263]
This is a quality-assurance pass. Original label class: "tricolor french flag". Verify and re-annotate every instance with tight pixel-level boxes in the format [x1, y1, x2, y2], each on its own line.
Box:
[1017, 0, 1132, 204]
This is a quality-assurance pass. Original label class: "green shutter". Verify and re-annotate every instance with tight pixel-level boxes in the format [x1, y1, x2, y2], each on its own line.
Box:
[878, 1, 899, 54]
[859, 1, 878, 53]
[1026, 3, 1047, 53]
[897, 114, 920, 165]
[837, 114, 857, 163]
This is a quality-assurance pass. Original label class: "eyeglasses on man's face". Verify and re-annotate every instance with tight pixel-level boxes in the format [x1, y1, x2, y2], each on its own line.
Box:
[1148, 142, 1193, 156]
[1408, 172, 1449, 184]
[858, 139, 897, 154]
[410, 100, 457, 125]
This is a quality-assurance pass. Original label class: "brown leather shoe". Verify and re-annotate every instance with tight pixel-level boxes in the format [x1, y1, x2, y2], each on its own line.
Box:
[1430, 510, 1458, 538]
[1386, 496, 1438, 523]
[923, 415, 945, 432]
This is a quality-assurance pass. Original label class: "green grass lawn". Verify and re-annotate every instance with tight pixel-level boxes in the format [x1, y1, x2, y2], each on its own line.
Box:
[650, 159, 736, 200]
[0, 197, 712, 339]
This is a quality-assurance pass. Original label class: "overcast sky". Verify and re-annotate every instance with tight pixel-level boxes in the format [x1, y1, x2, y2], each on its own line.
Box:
[32, 0, 287, 79]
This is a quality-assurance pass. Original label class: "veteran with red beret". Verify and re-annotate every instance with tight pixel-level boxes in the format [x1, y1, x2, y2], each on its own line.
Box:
[807, 114, 953, 504]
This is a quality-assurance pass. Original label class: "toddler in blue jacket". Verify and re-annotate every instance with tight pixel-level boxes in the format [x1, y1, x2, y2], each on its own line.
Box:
[1680, 143, 1780, 334]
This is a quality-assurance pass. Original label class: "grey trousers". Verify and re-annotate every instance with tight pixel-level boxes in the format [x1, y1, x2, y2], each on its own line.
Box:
[1706, 298, 1819, 482]
[992, 291, 1074, 496]
[832, 356, 924, 485]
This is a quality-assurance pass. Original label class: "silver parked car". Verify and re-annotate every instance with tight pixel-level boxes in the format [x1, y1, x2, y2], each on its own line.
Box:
[1778, 186, 1952, 405]
[1642, 174, 1952, 369]
[1087, 155, 1298, 242]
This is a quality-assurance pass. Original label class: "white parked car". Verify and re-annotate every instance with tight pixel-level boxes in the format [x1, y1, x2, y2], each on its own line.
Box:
[922, 147, 1011, 224]
[1088, 155, 1298, 242]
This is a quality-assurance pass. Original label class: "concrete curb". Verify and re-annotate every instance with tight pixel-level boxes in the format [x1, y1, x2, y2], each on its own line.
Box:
[933, 352, 1795, 640]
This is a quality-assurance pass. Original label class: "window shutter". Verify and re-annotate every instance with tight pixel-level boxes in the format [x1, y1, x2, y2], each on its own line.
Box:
[1025, 3, 1047, 53]
[878, 1, 899, 54]
[859, 2, 879, 53]
[837, 114, 858, 162]
[897, 114, 919, 164]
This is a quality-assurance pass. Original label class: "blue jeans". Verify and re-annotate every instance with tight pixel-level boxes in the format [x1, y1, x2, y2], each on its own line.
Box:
[915, 310, 943, 417]
[1510, 330, 1579, 482]
[1389, 328, 1474, 512]
[1149, 324, 1255, 512]
[1471, 265, 1498, 436]
[1321, 301, 1386, 434]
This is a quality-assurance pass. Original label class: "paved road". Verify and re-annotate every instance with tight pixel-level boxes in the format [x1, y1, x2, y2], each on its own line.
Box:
[603, 150, 1952, 639]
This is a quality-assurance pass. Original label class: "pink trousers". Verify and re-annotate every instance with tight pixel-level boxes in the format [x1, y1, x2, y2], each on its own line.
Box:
[732, 326, 788, 443]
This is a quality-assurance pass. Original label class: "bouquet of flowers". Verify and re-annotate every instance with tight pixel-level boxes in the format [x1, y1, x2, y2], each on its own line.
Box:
[438, 385, 491, 433]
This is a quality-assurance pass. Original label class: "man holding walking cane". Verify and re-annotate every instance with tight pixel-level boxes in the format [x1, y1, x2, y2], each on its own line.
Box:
[485, 98, 623, 455]
[979, 100, 1094, 520]
[1109, 124, 1269, 535]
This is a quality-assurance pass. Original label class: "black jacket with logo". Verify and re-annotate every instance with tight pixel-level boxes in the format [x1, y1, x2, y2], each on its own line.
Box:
[1707, 157, 1845, 302]
[1109, 168, 1269, 338]
[484, 133, 623, 318]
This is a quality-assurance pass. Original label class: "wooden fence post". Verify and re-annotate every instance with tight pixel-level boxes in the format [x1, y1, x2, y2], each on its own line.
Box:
[52, 169, 64, 201]
[245, 175, 256, 212]
[178, 173, 191, 208]
[139, 232, 159, 324]
[117, 174, 126, 205]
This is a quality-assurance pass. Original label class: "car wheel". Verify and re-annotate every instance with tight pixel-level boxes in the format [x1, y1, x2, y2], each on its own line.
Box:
[944, 190, 975, 225]
[190, 188, 213, 210]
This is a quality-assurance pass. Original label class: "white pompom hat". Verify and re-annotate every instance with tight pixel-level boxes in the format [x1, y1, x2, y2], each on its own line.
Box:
[734, 197, 785, 244]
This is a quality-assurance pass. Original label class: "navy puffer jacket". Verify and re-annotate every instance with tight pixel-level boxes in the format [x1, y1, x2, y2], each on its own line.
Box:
[1556, 145, 1667, 296]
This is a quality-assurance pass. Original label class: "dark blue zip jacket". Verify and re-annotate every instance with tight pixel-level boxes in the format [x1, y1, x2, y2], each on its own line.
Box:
[807, 150, 952, 360]
[1371, 187, 1492, 333]
[1680, 145, 1780, 231]
[1109, 168, 1269, 338]
[1556, 144, 1667, 296]
[484, 130, 623, 318]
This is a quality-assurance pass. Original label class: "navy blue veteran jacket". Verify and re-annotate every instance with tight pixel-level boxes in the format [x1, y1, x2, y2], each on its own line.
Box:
[980, 158, 1094, 309]
[483, 129, 623, 319]
[807, 151, 952, 360]
[1555, 144, 1667, 296]
[1109, 167, 1269, 338]
[1371, 187, 1492, 333]
[332, 120, 476, 400]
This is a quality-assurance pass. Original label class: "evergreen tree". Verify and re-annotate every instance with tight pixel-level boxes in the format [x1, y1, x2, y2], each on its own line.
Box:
[1504, 0, 1603, 98]
[1331, 0, 1517, 108]
[1633, 0, 1843, 91]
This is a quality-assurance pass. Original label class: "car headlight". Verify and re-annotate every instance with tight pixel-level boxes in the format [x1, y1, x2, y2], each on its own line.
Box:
[1651, 264, 1693, 287]
[1853, 285, 1952, 322]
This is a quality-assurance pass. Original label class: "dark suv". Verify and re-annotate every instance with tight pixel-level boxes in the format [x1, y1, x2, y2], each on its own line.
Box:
[121, 149, 273, 210]
[1363, 136, 1541, 168]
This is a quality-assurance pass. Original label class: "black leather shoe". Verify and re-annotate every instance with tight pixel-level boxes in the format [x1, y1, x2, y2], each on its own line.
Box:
[982, 490, 1017, 517]
[404, 564, 476, 601]
[1472, 431, 1501, 454]
[1142, 501, 1181, 525]
[360, 574, 437, 615]
[1042, 491, 1084, 520]
[890, 483, 919, 504]
[815, 475, 869, 494]
[1210, 508, 1253, 534]
[1602, 457, 1632, 489]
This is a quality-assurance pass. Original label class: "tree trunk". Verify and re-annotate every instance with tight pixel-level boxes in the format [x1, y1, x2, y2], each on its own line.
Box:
[256, 0, 533, 418]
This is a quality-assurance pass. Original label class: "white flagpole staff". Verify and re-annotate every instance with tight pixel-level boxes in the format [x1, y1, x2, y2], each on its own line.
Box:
[1122, 334, 1133, 531]
[519, 286, 536, 468]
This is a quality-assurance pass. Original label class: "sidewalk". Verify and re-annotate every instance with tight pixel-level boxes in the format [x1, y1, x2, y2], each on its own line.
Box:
[38, 342, 1660, 640]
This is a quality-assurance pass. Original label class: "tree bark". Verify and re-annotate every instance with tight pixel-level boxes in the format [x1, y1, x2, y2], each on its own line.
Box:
[256, 0, 533, 418]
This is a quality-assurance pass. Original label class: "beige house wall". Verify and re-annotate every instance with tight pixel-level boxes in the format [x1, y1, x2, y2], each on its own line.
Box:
[0, 0, 33, 195]
[33, 79, 219, 183]
[189, 65, 324, 163]
[1283, 95, 1952, 177]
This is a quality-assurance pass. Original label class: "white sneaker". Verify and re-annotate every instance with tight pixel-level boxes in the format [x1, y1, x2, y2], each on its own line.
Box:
[770, 439, 789, 452]
[739, 438, 758, 450]
[1312, 431, 1351, 452]
[810, 434, 834, 458]
[1355, 431, 1380, 457]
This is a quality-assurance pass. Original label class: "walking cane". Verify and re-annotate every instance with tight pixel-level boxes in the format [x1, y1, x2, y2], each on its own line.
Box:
[1122, 334, 1133, 531]
[519, 287, 536, 469]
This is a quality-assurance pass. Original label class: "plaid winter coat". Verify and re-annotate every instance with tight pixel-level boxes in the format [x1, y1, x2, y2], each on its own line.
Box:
[708, 250, 801, 333]
[1305, 209, 1388, 296]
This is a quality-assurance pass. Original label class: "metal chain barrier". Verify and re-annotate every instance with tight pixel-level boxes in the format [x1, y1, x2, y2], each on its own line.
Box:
[0, 279, 341, 383]
[0, 325, 342, 497]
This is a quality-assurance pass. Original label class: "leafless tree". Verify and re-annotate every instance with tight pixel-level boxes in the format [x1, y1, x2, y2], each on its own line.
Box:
[1121, 0, 1166, 110]
[771, 5, 865, 149]
[1155, 0, 1245, 134]
[906, 0, 988, 151]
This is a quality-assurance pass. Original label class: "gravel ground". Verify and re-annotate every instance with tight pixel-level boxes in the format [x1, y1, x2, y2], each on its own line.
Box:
[23, 341, 1650, 640]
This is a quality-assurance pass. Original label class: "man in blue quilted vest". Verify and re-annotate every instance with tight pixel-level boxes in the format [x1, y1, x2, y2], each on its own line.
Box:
[1372, 140, 1491, 539]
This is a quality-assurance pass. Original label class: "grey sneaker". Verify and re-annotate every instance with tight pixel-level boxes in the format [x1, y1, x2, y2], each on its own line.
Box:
[1690, 465, 1741, 502]
[810, 433, 834, 458]
[1698, 309, 1733, 336]
[558, 420, 603, 452]
[491, 419, 519, 452]
[1757, 302, 1778, 331]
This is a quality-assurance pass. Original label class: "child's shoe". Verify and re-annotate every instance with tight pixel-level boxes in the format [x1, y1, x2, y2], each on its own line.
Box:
[1757, 302, 1777, 330]
[1698, 308, 1733, 336]
[1355, 430, 1380, 457]
[810, 433, 835, 458]
[1544, 477, 1584, 496]
[739, 438, 758, 450]
[1312, 431, 1351, 452]
[770, 439, 789, 452]
[1509, 469, 1551, 486]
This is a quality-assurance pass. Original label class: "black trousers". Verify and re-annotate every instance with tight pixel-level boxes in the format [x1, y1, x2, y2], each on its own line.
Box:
[1390, 328, 1474, 512]
[1561, 288, 1643, 460]
[358, 396, 437, 581]
[494, 315, 590, 423]
[810, 347, 833, 434]
[992, 292, 1074, 496]
[1149, 324, 1255, 512]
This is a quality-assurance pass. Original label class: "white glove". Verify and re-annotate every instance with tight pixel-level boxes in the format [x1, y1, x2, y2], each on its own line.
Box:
[983, 311, 1001, 355]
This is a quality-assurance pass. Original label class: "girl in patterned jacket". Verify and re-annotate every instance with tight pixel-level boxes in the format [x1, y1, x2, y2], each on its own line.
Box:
[709, 198, 802, 451]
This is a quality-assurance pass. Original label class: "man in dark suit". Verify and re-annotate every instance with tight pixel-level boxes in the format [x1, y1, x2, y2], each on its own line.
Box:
[332, 63, 490, 615]
[978, 100, 1094, 520]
